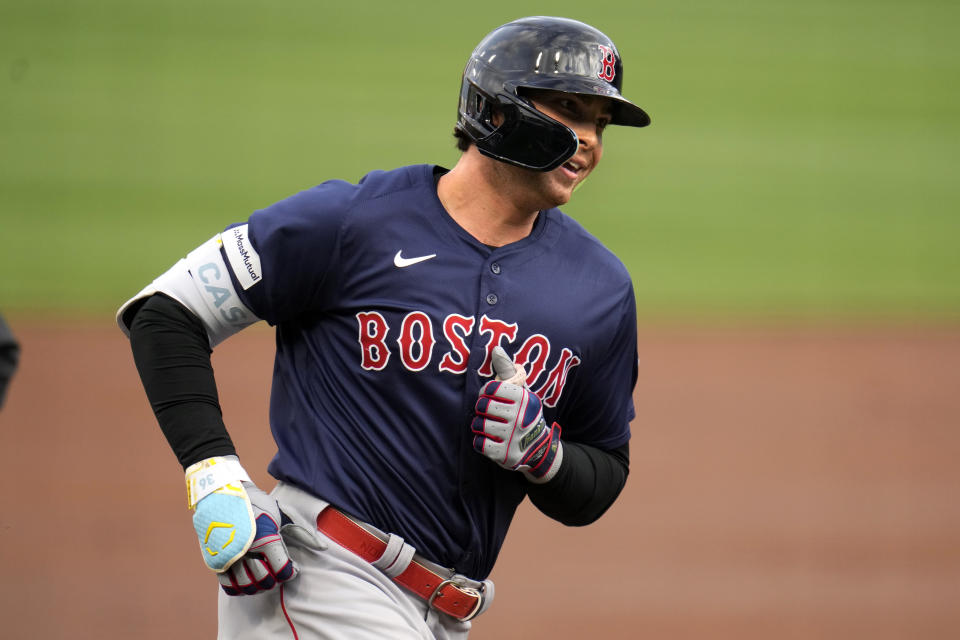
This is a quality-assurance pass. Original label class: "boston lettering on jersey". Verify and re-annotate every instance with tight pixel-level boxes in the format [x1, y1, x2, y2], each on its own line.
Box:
[356, 310, 581, 407]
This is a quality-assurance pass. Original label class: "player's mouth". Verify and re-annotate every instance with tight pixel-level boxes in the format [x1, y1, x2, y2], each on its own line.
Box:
[560, 159, 584, 180]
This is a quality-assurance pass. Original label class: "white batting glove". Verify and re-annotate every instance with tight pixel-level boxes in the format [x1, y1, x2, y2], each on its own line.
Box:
[490, 346, 527, 386]
[185, 457, 299, 595]
[471, 347, 564, 483]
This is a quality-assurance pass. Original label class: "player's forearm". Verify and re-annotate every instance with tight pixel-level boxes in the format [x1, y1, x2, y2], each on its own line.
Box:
[129, 293, 237, 469]
[526, 441, 629, 526]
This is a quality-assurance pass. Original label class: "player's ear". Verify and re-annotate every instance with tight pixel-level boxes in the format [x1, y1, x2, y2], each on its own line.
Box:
[490, 105, 505, 128]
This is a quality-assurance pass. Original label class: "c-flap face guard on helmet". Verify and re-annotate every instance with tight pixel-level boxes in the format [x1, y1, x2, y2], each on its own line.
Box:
[459, 81, 579, 172]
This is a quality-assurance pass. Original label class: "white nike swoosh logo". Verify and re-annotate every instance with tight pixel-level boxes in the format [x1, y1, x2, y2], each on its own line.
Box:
[394, 250, 437, 268]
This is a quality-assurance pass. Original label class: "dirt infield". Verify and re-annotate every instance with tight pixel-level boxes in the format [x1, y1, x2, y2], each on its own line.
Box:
[1, 319, 958, 639]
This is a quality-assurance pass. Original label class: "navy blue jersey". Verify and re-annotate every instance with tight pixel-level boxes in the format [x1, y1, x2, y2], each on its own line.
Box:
[222, 164, 637, 579]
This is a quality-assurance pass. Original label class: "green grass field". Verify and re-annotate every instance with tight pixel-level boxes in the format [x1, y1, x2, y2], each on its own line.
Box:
[2, 0, 958, 319]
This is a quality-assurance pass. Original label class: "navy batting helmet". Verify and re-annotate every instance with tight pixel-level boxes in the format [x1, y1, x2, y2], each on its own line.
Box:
[455, 16, 650, 172]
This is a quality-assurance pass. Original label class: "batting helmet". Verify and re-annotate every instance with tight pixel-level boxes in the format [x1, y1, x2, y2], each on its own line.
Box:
[455, 16, 650, 172]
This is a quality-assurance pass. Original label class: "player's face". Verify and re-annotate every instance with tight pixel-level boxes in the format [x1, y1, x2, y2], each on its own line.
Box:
[526, 90, 613, 205]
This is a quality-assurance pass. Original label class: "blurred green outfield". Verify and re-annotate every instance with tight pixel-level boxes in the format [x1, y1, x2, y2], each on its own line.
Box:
[1, 0, 957, 319]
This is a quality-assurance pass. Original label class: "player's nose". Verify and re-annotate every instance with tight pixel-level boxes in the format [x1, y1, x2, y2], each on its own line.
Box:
[570, 119, 600, 151]
[572, 126, 599, 157]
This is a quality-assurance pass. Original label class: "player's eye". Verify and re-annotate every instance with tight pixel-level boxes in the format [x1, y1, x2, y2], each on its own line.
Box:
[556, 98, 577, 115]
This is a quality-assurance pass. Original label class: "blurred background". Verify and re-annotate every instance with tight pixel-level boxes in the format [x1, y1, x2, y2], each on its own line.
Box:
[1, 1, 958, 638]
[2, 0, 957, 318]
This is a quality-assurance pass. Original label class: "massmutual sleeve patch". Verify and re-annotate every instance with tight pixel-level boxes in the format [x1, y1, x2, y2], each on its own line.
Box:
[222, 224, 263, 290]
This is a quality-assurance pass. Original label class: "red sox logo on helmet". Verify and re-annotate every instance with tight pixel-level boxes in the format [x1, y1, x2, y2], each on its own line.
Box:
[597, 44, 617, 83]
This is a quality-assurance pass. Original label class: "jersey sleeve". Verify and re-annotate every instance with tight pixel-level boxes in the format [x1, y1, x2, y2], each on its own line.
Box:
[556, 278, 637, 450]
[223, 180, 354, 325]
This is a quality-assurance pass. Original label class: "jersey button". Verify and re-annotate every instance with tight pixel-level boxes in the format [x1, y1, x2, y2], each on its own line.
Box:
[490, 262, 501, 275]
[486, 293, 499, 305]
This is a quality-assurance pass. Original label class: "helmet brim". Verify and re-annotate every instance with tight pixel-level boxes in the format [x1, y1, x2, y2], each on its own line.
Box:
[512, 76, 650, 128]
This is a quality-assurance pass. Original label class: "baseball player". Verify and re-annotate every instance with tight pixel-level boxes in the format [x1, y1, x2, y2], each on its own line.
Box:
[118, 16, 649, 639]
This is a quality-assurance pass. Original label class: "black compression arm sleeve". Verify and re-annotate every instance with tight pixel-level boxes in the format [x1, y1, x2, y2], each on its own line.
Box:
[526, 440, 629, 526]
[128, 294, 237, 469]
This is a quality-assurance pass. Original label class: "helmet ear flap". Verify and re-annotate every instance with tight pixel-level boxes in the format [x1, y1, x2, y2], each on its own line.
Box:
[457, 78, 578, 172]
[474, 91, 488, 123]
[458, 81, 495, 140]
[472, 87, 492, 128]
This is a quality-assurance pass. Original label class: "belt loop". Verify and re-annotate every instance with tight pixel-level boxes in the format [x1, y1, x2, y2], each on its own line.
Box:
[372, 533, 416, 579]
[474, 579, 495, 618]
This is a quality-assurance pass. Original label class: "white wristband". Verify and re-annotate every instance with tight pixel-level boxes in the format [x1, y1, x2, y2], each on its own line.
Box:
[185, 456, 252, 508]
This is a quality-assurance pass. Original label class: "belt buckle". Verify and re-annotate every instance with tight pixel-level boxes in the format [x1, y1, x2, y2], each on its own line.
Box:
[427, 578, 484, 622]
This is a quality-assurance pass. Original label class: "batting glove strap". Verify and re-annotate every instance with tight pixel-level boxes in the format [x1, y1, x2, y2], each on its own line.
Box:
[185, 456, 252, 508]
[521, 422, 564, 484]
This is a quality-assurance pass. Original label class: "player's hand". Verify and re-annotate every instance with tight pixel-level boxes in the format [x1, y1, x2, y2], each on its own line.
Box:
[186, 457, 299, 596]
[215, 483, 299, 595]
[470, 348, 563, 483]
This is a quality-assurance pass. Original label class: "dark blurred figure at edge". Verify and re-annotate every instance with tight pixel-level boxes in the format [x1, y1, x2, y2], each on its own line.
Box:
[0, 314, 20, 409]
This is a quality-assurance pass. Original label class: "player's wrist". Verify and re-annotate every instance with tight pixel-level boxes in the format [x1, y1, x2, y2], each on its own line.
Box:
[185, 455, 252, 509]
[522, 425, 563, 484]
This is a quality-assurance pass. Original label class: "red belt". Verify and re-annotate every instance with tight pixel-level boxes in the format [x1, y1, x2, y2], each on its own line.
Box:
[316, 507, 485, 622]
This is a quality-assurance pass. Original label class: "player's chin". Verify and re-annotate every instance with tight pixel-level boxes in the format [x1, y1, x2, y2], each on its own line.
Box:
[551, 189, 574, 206]
[543, 171, 582, 206]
